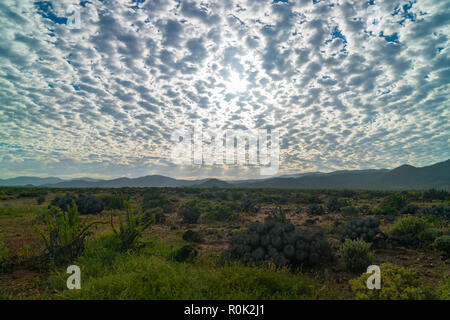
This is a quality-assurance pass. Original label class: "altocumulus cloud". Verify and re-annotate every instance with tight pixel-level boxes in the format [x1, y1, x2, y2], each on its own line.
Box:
[0, 0, 449, 179]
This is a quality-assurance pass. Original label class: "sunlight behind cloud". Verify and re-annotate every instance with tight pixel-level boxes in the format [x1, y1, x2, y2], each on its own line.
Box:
[226, 71, 248, 94]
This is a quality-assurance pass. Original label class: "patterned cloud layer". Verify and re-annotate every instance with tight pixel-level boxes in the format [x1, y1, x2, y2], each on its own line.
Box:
[0, 0, 448, 179]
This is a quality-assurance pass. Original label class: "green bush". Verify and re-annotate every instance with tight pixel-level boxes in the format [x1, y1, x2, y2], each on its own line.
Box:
[231, 191, 244, 201]
[182, 230, 203, 243]
[423, 189, 449, 201]
[143, 207, 165, 224]
[389, 215, 431, 246]
[307, 195, 322, 204]
[421, 205, 450, 222]
[418, 227, 443, 242]
[35, 202, 103, 265]
[110, 204, 155, 252]
[142, 192, 174, 213]
[436, 277, 450, 300]
[342, 206, 359, 215]
[327, 197, 345, 212]
[202, 202, 236, 222]
[377, 193, 407, 216]
[349, 263, 434, 300]
[37, 195, 45, 205]
[240, 196, 260, 213]
[340, 239, 373, 273]
[433, 236, 450, 259]
[383, 194, 407, 210]
[0, 239, 9, 273]
[216, 190, 230, 201]
[101, 193, 128, 210]
[399, 204, 419, 215]
[17, 189, 45, 198]
[307, 204, 325, 215]
[174, 245, 198, 263]
[178, 199, 202, 224]
[50, 193, 104, 215]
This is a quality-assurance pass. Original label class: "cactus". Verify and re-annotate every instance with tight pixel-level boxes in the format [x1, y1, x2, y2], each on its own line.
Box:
[224, 216, 332, 268]
[341, 218, 380, 242]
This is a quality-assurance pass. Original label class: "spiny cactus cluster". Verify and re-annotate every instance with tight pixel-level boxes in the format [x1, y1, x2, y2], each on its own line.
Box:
[225, 218, 332, 268]
[341, 217, 380, 242]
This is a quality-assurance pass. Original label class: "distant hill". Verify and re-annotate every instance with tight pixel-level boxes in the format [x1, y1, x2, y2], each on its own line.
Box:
[237, 160, 450, 190]
[1, 159, 449, 190]
[191, 179, 233, 188]
[0, 176, 63, 186]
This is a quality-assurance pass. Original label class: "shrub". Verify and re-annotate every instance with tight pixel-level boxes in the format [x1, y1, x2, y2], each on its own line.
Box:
[35, 202, 103, 265]
[349, 263, 432, 300]
[143, 207, 165, 224]
[37, 195, 45, 205]
[76, 195, 105, 215]
[340, 239, 373, 273]
[436, 278, 450, 300]
[231, 191, 244, 201]
[433, 236, 450, 259]
[383, 193, 407, 210]
[49, 193, 76, 212]
[241, 197, 260, 213]
[418, 227, 443, 242]
[341, 218, 380, 242]
[377, 193, 407, 216]
[399, 204, 419, 215]
[327, 197, 345, 212]
[224, 216, 332, 268]
[307, 204, 325, 215]
[102, 194, 127, 210]
[174, 245, 198, 262]
[421, 205, 450, 222]
[0, 239, 9, 273]
[389, 216, 431, 246]
[423, 189, 449, 201]
[50, 193, 104, 215]
[267, 206, 288, 223]
[17, 189, 45, 198]
[178, 199, 202, 224]
[216, 190, 230, 201]
[307, 195, 322, 204]
[110, 204, 155, 252]
[342, 206, 359, 215]
[341, 190, 356, 198]
[142, 192, 173, 213]
[203, 202, 236, 222]
[182, 230, 203, 243]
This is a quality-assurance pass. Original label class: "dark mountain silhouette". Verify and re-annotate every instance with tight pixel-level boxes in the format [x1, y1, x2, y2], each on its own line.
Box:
[239, 160, 450, 190]
[1, 159, 449, 190]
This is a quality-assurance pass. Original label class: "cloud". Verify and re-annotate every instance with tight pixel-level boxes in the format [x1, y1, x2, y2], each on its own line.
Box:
[0, 0, 448, 179]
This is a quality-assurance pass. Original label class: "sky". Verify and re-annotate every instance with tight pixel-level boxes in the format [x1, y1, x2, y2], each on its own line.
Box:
[0, 0, 449, 180]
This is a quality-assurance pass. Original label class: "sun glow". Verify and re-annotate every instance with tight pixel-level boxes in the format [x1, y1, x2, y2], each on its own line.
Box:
[226, 71, 248, 93]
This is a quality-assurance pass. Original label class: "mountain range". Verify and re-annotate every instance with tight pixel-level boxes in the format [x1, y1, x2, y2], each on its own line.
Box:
[0, 159, 449, 190]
